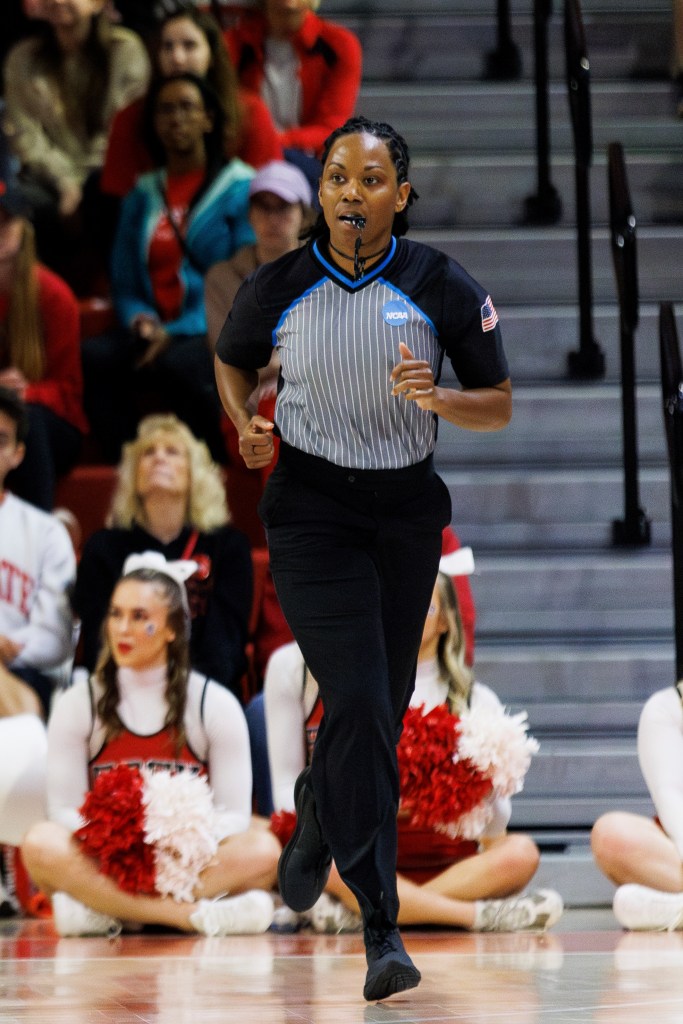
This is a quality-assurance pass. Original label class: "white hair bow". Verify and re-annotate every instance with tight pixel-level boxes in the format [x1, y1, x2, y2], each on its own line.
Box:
[122, 551, 198, 588]
[439, 546, 475, 577]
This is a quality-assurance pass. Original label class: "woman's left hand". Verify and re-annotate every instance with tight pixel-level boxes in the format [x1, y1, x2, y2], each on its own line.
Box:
[390, 342, 437, 410]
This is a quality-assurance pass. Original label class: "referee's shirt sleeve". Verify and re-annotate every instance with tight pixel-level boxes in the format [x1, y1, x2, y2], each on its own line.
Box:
[440, 260, 509, 389]
[215, 272, 275, 371]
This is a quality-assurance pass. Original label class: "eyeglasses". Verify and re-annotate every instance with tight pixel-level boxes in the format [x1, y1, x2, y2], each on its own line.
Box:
[155, 100, 206, 118]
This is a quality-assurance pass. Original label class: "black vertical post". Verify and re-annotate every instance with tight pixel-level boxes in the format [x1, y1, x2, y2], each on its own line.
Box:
[524, 0, 562, 223]
[608, 142, 651, 547]
[659, 303, 683, 680]
[564, 0, 605, 378]
[485, 0, 523, 80]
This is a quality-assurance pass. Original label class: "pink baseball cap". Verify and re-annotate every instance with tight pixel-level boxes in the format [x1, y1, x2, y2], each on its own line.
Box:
[249, 161, 312, 207]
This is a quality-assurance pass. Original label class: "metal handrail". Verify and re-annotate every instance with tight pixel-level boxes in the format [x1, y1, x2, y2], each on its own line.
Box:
[564, 0, 605, 378]
[659, 303, 683, 680]
[608, 141, 651, 546]
[485, 0, 523, 79]
[524, 0, 562, 223]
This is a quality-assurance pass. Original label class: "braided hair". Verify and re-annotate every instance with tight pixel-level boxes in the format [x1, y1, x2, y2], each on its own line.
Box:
[305, 116, 419, 242]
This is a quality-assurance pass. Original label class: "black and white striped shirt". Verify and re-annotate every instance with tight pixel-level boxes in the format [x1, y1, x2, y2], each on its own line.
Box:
[216, 236, 508, 470]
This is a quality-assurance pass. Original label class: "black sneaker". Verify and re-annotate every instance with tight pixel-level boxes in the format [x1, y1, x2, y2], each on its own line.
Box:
[277, 766, 331, 912]
[363, 914, 421, 1002]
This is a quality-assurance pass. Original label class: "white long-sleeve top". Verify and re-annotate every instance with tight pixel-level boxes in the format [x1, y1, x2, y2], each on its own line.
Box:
[47, 666, 252, 839]
[264, 642, 511, 838]
[0, 492, 76, 671]
[637, 685, 683, 859]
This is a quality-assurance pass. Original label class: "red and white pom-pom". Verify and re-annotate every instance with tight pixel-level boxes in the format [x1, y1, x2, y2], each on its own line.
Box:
[77, 765, 221, 902]
[398, 700, 538, 842]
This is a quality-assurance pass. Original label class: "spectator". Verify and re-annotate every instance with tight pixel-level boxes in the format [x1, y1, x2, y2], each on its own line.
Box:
[82, 73, 255, 463]
[72, 414, 253, 703]
[225, 0, 362, 187]
[265, 558, 562, 934]
[22, 553, 279, 937]
[100, 4, 282, 208]
[592, 681, 683, 930]
[205, 158, 312, 550]
[0, 386, 76, 720]
[205, 158, 312, 351]
[0, 175, 86, 511]
[2, 0, 150, 288]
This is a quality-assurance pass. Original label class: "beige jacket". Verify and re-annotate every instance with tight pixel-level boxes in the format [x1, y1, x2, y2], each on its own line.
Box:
[3, 27, 150, 194]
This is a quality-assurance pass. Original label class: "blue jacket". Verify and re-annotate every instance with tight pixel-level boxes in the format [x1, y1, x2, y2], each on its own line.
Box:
[111, 159, 256, 337]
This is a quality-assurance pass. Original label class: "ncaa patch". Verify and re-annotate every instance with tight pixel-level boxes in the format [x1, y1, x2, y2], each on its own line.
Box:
[382, 299, 410, 326]
[480, 295, 499, 332]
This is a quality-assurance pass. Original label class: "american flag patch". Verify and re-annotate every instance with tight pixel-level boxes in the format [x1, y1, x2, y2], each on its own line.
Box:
[480, 296, 499, 332]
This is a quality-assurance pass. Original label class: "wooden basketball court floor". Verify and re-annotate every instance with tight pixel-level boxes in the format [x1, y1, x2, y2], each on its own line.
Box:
[3, 910, 683, 1023]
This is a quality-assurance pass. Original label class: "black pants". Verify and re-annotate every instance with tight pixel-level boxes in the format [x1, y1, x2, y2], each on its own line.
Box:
[260, 443, 451, 923]
[81, 327, 226, 464]
[6, 404, 81, 512]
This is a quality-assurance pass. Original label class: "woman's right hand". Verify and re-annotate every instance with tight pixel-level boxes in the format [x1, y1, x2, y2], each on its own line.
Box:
[238, 415, 275, 469]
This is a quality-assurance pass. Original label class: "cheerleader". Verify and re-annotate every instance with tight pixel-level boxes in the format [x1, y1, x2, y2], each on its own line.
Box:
[265, 555, 563, 934]
[21, 552, 279, 937]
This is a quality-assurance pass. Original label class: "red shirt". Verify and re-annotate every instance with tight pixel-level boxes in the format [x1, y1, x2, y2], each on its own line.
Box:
[0, 264, 87, 434]
[225, 9, 362, 155]
[148, 168, 204, 323]
[89, 724, 207, 787]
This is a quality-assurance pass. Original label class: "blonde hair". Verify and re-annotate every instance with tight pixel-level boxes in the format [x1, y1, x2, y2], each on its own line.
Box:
[108, 414, 229, 531]
[434, 572, 474, 714]
[2, 220, 45, 381]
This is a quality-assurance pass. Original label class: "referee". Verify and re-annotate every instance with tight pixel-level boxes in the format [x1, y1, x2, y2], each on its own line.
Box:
[214, 116, 511, 1002]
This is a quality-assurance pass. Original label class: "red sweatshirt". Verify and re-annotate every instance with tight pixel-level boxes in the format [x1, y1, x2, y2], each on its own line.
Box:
[0, 264, 87, 434]
[225, 9, 362, 155]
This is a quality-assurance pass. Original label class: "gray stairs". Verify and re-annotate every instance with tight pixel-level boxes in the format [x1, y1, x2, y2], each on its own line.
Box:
[327, 0, 682, 905]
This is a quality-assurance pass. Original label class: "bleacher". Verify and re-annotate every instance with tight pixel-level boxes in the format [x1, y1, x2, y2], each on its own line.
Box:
[319, 0, 682, 905]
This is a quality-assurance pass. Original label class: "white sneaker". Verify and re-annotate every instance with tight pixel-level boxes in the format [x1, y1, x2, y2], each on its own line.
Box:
[307, 893, 363, 934]
[613, 884, 683, 931]
[52, 893, 122, 937]
[189, 890, 274, 936]
[271, 903, 306, 933]
[473, 889, 564, 933]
